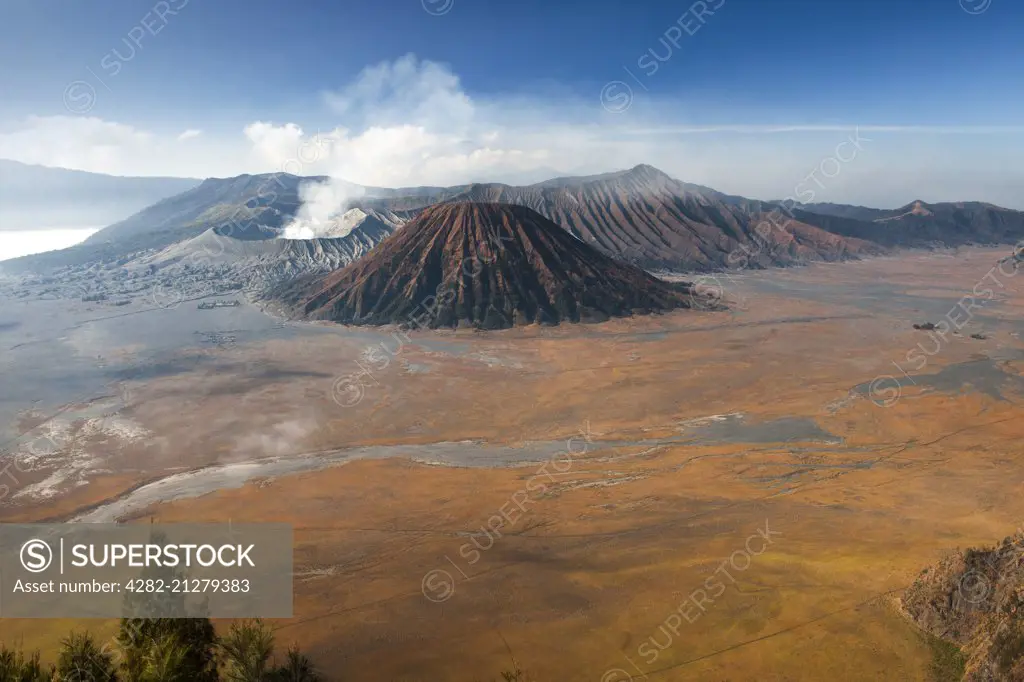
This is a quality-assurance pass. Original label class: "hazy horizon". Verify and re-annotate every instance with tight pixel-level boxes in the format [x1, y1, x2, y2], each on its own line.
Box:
[0, 226, 101, 261]
[3, 157, 1022, 214]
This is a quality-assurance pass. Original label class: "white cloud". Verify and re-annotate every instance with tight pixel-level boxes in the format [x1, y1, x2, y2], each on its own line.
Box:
[0, 116, 153, 175]
[0, 116, 236, 178]
[255, 55, 1024, 214]
[259, 56, 554, 192]
[322, 53, 474, 130]
[244, 121, 306, 167]
[1, 55, 1022, 210]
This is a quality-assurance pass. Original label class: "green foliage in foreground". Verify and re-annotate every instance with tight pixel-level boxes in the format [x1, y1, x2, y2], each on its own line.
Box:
[0, 617, 322, 682]
[0, 643, 50, 681]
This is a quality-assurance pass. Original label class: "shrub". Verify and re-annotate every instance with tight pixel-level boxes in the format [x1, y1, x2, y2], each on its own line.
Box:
[269, 646, 322, 682]
[0, 643, 51, 682]
[118, 618, 218, 682]
[56, 631, 117, 681]
[219, 620, 275, 682]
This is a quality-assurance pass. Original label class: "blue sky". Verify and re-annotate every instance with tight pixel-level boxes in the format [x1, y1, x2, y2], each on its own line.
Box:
[0, 0, 1021, 207]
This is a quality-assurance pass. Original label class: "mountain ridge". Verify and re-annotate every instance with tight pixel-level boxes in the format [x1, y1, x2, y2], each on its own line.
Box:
[6, 163, 1024, 277]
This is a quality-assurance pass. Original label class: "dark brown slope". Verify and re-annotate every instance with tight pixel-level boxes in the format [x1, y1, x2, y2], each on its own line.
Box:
[357, 165, 882, 271]
[288, 202, 713, 329]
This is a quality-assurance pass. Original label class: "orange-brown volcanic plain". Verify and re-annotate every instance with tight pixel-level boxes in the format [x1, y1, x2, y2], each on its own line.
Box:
[3, 248, 1024, 681]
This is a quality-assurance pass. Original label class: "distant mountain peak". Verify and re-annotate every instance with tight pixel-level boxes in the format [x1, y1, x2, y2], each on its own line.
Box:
[882, 199, 935, 220]
[910, 200, 933, 216]
[561, 164, 681, 195]
[626, 163, 672, 178]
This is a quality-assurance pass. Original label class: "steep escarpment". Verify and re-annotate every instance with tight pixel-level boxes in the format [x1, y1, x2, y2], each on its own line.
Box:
[904, 532, 1024, 681]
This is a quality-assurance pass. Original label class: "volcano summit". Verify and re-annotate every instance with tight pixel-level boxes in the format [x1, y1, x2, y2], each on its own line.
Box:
[287, 202, 714, 329]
